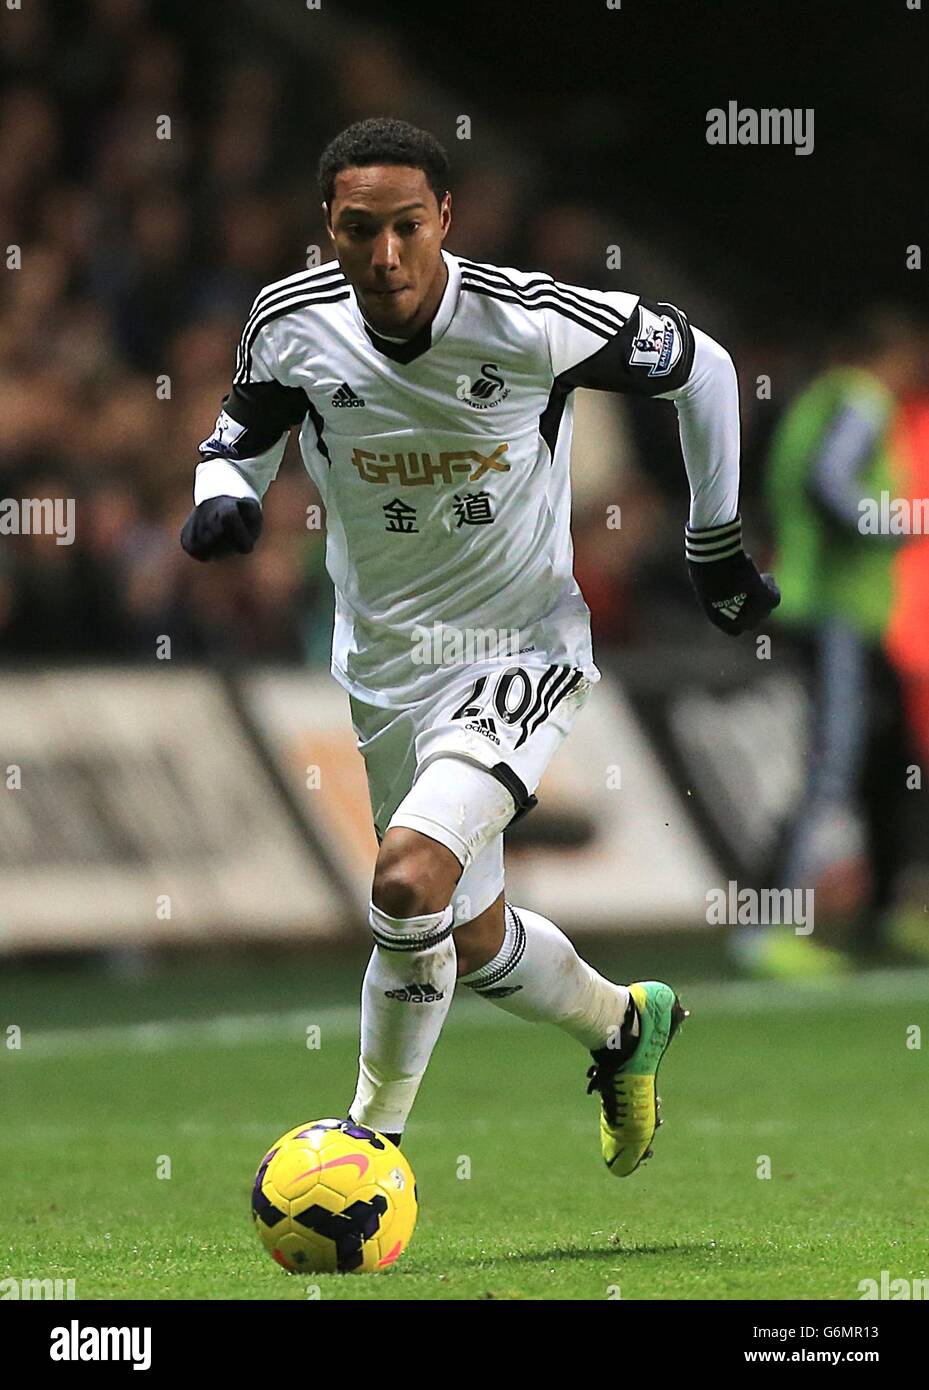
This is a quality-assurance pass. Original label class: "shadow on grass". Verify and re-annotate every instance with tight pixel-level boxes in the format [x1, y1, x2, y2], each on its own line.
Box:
[451, 1239, 720, 1268]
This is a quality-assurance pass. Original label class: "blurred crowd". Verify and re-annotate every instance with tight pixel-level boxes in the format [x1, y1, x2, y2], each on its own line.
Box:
[0, 0, 347, 661]
[0, 0, 926, 670]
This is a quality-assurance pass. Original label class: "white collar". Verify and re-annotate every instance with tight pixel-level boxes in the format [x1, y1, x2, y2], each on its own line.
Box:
[355, 250, 460, 347]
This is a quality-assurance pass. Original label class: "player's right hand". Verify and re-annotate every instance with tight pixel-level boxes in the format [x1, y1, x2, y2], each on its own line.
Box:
[688, 550, 780, 636]
[180, 496, 263, 561]
[685, 516, 780, 636]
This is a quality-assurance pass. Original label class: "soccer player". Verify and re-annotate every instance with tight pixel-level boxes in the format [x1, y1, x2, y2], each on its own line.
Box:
[181, 118, 779, 1177]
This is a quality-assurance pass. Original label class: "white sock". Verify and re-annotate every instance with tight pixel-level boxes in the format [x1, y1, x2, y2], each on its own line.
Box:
[349, 900, 457, 1136]
[459, 903, 631, 1050]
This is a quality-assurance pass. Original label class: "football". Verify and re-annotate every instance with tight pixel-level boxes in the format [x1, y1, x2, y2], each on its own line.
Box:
[251, 1118, 418, 1274]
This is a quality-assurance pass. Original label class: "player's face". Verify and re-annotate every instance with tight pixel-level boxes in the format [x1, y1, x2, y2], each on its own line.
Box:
[326, 166, 451, 337]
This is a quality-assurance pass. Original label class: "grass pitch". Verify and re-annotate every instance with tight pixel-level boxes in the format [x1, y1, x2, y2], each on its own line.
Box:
[2, 951, 927, 1300]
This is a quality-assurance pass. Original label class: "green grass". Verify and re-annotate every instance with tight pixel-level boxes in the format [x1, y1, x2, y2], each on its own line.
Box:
[2, 955, 928, 1300]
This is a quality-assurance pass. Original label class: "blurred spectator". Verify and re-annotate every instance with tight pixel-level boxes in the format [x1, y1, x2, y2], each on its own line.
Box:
[745, 310, 927, 974]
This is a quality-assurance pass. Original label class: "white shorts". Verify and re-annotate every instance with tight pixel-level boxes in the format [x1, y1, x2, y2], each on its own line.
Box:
[349, 662, 593, 922]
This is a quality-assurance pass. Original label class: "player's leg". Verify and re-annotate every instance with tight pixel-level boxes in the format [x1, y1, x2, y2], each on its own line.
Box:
[452, 891, 505, 976]
[400, 753, 684, 1175]
[347, 737, 517, 1146]
[453, 839, 645, 1051]
[457, 896, 687, 1175]
[436, 667, 687, 1176]
[347, 826, 462, 1145]
[418, 668, 639, 1046]
[458, 895, 635, 1044]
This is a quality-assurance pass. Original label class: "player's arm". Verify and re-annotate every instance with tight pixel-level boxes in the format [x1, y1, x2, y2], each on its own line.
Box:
[544, 287, 779, 635]
[181, 303, 309, 562]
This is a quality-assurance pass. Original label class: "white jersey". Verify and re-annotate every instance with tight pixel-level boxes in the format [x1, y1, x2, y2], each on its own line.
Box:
[194, 249, 740, 707]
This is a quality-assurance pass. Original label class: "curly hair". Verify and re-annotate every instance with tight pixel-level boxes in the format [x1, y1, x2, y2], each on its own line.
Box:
[318, 117, 450, 208]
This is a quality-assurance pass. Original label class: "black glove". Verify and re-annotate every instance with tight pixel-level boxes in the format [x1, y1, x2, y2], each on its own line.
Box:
[180, 496, 263, 561]
[685, 516, 780, 636]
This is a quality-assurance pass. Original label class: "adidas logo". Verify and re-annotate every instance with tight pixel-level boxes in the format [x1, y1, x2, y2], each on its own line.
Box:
[463, 717, 500, 745]
[384, 982, 446, 1003]
[332, 382, 365, 407]
[713, 591, 746, 621]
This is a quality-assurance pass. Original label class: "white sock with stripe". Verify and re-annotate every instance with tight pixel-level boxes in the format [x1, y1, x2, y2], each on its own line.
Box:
[349, 901, 457, 1137]
[459, 902, 632, 1050]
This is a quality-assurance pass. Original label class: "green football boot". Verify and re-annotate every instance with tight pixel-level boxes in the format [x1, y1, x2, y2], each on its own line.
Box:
[586, 981, 688, 1177]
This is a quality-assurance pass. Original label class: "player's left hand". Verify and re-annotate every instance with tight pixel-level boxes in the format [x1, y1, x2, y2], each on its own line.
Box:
[180, 495, 263, 561]
[685, 518, 780, 636]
